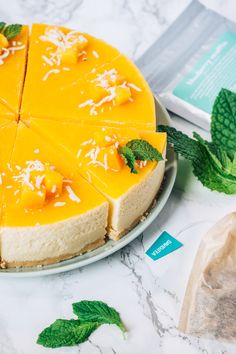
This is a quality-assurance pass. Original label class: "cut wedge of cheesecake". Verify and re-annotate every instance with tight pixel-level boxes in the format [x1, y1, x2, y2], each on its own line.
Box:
[21, 23, 120, 121]
[20, 24, 155, 130]
[0, 25, 28, 121]
[1, 122, 109, 267]
[30, 119, 166, 239]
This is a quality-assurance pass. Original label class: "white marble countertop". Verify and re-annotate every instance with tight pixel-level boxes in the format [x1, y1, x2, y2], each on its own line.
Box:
[1, 0, 236, 353]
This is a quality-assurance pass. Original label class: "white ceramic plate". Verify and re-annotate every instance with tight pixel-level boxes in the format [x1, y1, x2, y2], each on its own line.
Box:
[0, 98, 177, 277]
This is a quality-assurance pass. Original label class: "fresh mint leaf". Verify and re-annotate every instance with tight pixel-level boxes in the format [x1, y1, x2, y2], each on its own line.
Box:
[211, 88, 236, 158]
[163, 126, 233, 178]
[193, 132, 236, 177]
[192, 132, 224, 169]
[118, 138, 163, 173]
[73, 300, 127, 333]
[126, 139, 163, 162]
[0, 22, 6, 32]
[118, 145, 137, 174]
[3, 24, 22, 40]
[158, 125, 236, 194]
[192, 146, 236, 194]
[158, 125, 202, 164]
[37, 300, 127, 349]
[37, 319, 99, 348]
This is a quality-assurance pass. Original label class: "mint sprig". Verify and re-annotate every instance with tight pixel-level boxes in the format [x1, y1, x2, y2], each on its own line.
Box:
[73, 300, 127, 333]
[159, 125, 236, 194]
[0, 23, 22, 40]
[37, 300, 126, 349]
[118, 139, 163, 174]
[158, 88, 236, 194]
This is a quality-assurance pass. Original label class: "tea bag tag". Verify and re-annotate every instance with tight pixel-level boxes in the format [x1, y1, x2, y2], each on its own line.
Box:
[146, 231, 183, 261]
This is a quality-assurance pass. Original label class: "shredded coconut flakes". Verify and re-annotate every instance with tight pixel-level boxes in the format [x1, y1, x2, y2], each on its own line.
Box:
[66, 186, 81, 203]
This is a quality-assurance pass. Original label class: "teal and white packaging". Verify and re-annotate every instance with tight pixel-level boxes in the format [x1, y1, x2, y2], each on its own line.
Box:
[137, 1, 236, 130]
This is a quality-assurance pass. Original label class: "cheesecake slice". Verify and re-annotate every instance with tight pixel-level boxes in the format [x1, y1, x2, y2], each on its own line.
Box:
[21, 23, 120, 121]
[30, 119, 166, 239]
[20, 24, 155, 131]
[0, 25, 28, 121]
[1, 122, 108, 267]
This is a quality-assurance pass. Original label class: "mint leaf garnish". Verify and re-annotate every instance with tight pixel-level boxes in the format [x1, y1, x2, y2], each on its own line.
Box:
[118, 139, 163, 173]
[159, 125, 236, 194]
[37, 300, 127, 349]
[0, 22, 6, 32]
[211, 88, 236, 159]
[37, 319, 99, 348]
[118, 145, 137, 174]
[3, 24, 22, 40]
[127, 139, 163, 162]
[73, 300, 127, 333]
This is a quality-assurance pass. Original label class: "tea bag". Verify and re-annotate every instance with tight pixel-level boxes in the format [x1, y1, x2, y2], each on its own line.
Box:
[179, 213, 236, 342]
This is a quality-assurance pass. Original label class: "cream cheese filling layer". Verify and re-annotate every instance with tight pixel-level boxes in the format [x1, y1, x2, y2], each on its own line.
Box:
[1, 202, 108, 265]
[103, 147, 166, 240]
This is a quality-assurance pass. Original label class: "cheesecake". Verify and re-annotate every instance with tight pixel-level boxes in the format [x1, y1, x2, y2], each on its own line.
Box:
[0, 23, 166, 268]
[30, 119, 166, 239]
[1, 123, 108, 267]
[20, 24, 155, 130]
[0, 25, 28, 121]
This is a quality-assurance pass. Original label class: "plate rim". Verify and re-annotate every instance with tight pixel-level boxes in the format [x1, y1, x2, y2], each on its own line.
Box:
[0, 97, 177, 277]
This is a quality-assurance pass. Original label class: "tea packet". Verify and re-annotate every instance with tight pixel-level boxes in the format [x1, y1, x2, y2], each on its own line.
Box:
[179, 213, 236, 342]
[137, 0, 236, 130]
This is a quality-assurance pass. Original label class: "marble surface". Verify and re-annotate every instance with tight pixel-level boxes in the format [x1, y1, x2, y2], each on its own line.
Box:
[1, 0, 236, 353]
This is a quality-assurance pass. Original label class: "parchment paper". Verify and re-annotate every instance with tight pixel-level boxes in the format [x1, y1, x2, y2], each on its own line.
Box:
[179, 213, 236, 342]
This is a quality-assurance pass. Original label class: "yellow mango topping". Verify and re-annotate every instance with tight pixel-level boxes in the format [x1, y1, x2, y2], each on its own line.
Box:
[90, 84, 108, 103]
[0, 33, 9, 51]
[59, 33, 88, 65]
[20, 183, 46, 209]
[107, 73, 125, 86]
[84, 69, 133, 114]
[30, 170, 44, 181]
[59, 46, 79, 65]
[75, 35, 88, 51]
[44, 170, 63, 197]
[117, 131, 140, 146]
[98, 146, 124, 172]
[93, 130, 115, 147]
[113, 86, 131, 106]
[17, 160, 64, 209]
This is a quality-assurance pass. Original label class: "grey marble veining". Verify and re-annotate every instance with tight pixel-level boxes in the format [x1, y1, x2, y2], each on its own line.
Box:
[0, 0, 236, 353]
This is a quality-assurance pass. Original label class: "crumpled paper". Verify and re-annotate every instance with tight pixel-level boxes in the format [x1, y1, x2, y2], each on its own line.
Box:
[179, 213, 236, 342]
